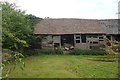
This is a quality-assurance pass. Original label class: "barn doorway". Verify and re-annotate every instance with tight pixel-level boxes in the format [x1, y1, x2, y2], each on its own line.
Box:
[61, 34, 74, 49]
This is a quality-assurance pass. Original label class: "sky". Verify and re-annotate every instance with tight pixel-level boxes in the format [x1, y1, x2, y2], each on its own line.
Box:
[1, 0, 120, 19]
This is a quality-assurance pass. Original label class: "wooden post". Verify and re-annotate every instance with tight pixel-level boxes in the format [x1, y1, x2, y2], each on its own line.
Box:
[111, 35, 113, 46]
[74, 34, 76, 47]
[59, 35, 61, 48]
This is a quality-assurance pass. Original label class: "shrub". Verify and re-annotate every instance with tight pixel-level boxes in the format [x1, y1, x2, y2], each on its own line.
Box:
[69, 48, 107, 55]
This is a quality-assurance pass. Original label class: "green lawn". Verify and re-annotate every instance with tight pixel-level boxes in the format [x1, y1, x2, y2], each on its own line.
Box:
[3, 55, 118, 78]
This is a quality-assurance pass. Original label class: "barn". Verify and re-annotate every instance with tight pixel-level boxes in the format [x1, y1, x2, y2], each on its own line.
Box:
[33, 18, 119, 50]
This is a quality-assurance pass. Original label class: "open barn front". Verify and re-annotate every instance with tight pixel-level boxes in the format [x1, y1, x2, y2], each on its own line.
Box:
[61, 34, 74, 50]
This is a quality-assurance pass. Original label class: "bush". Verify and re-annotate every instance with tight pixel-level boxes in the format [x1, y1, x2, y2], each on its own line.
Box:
[69, 48, 107, 55]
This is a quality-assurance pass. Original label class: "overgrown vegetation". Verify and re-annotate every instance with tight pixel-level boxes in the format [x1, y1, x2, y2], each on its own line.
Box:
[69, 48, 107, 55]
[1, 2, 42, 79]
[2, 2, 42, 53]
[1, 1, 119, 79]
[2, 49, 25, 78]
[24, 48, 63, 56]
[23, 48, 107, 56]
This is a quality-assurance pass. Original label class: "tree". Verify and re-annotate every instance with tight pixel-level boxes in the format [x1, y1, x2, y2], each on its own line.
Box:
[26, 14, 42, 27]
[2, 2, 43, 54]
[25, 14, 42, 50]
[2, 2, 31, 52]
[1, 2, 42, 78]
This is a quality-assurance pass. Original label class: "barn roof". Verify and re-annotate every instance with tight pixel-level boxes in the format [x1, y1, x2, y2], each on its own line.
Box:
[33, 18, 119, 34]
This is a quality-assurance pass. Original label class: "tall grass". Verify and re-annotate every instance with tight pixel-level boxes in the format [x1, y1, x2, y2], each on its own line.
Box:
[24, 48, 63, 56]
[24, 48, 107, 56]
[69, 48, 107, 55]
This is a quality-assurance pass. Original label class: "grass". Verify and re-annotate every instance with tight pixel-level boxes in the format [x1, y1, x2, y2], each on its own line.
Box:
[2, 55, 118, 78]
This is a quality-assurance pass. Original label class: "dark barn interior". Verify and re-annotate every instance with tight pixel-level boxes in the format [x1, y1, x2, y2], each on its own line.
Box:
[61, 34, 74, 48]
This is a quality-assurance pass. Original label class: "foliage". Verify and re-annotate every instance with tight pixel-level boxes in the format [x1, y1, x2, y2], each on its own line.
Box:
[2, 49, 13, 60]
[2, 2, 31, 51]
[54, 48, 64, 54]
[1, 2, 42, 52]
[2, 49, 25, 79]
[69, 48, 107, 55]
[25, 14, 42, 50]
[24, 48, 63, 55]
[24, 48, 107, 56]
[1, 2, 42, 79]
[36, 48, 63, 55]
[35, 49, 54, 55]
[26, 35, 42, 50]
[26, 14, 42, 27]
